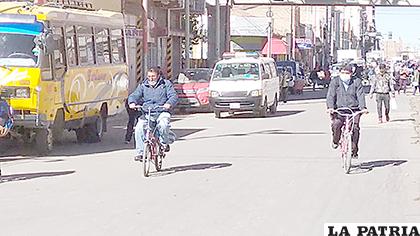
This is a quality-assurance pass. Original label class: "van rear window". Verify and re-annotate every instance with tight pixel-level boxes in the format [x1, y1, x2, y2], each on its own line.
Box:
[213, 63, 259, 80]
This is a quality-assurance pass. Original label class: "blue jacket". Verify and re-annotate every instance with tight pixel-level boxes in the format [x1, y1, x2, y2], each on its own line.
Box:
[127, 77, 178, 112]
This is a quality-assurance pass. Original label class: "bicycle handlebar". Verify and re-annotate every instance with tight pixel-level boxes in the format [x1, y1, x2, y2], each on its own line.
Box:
[330, 108, 366, 117]
[131, 105, 166, 112]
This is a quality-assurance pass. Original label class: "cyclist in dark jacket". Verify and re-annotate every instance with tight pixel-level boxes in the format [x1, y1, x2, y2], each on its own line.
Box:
[326, 65, 368, 159]
[127, 67, 178, 160]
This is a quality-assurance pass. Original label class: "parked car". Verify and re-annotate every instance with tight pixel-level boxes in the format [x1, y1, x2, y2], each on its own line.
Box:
[276, 60, 305, 94]
[174, 68, 213, 112]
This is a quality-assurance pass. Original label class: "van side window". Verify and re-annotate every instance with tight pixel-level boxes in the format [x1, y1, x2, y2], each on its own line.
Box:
[263, 63, 272, 78]
[269, 62, 277, 77]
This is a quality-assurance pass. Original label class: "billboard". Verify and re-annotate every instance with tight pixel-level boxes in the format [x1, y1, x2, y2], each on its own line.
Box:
[232, 0, 420, 7]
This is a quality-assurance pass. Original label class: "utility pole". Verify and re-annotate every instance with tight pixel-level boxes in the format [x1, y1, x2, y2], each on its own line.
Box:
[290, 6, 294, 60]
[267, 0, 273, 58]
[215, 0, 221, 60]
[185, 0, 190, 69]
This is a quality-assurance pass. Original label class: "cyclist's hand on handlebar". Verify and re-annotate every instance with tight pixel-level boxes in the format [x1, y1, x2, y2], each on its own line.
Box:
[129, 103, 137, 109]
[361, 109, 369, 114]
[326, 108, 334, 114]
[163, 103, 171, 110]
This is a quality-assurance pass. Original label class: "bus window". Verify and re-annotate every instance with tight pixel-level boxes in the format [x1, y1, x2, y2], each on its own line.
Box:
[110, 29, 125, 64]
[65, 26, 77, 66]
[95, 28, 111, 64]
[77, 26, 95, 65]
[51, 26, 66, 79]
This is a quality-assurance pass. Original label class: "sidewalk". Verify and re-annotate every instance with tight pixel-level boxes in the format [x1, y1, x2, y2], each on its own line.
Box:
[410, 95, 420, 144]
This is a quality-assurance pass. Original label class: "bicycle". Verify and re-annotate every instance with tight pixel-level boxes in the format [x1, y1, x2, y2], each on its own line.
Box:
[331, 108, 366, 174]
[133, 105, 167, 177]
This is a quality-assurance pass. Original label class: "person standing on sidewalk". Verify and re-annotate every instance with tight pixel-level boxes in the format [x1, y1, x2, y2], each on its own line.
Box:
[413, 66, 420, 95]
[369, 63, 395, 123]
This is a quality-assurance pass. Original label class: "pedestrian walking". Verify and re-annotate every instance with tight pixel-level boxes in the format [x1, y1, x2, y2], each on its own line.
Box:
[279, 68, 289, 103]
[398, 67, 409, 94]
[369, 64, 395, 123]
[413, 66, 420, 95]
[309, 68, 319, 91]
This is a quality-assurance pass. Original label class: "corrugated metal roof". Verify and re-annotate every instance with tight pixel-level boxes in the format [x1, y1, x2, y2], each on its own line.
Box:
[230, 15, 269, 36]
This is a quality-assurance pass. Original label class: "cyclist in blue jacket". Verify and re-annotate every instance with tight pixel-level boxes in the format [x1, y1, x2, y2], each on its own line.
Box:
[127, 67, 178, 161]
[0, 97, 13, 137]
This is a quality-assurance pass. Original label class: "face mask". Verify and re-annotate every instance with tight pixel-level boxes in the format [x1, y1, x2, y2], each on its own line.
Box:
[340, 73, 351, 82]
[149, 80, 157, 86]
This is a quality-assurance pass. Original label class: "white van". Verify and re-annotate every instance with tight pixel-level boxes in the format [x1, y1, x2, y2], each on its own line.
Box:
[209, 52, 280, 118]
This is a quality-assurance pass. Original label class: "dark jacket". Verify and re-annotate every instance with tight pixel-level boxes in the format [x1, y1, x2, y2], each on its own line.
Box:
[127, 77, 178, 112]
[326, 76, 366, 110]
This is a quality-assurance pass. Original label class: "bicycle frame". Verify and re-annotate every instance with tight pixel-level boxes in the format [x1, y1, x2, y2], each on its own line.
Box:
[332, 108, 365, 174]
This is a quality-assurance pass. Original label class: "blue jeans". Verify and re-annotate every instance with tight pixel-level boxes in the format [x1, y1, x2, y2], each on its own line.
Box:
[134, 112, 173, 155]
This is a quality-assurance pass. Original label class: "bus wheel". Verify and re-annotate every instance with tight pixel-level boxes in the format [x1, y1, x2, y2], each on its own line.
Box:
[84, 115, 103, 143]
[52, 110, 65, 144]
[34, 128, 53, 155]
[75, 128, 87, 143]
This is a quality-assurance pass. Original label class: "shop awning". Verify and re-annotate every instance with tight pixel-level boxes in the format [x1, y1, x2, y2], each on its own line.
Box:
[261, 38, 288, 55]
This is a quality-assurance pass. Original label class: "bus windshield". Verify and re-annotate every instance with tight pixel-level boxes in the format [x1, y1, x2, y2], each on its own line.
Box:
[0, 33, 39, 67]
[212, 63, 260, 81]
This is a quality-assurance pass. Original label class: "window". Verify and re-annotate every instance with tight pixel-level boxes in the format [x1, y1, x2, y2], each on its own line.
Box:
[76, 26, 95, 65]
[95, 28, 111, 64]
[269, 62, 277, 77]
[51, 26, 66, 79]
[65, 26, 77, 66]
[110, 29, 125, 64]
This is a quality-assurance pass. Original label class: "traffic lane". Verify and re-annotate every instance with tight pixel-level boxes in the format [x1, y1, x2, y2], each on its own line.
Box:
[0, 95, 419, 235]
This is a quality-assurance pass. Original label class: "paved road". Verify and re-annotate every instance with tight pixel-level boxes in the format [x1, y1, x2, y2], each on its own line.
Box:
[1, 89, 420, 236]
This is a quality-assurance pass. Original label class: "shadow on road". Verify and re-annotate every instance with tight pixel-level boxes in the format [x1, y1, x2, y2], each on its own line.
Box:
[178, 129, 325, 141]
[350, 160, 408, 174]
[222, 110, 304, 119]
[152, 163, 232, 177]
[0, 170, 75, 184]
[0, 127, 206, 158]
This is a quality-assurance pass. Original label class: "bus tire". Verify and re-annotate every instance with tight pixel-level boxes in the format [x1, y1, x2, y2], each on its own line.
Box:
[52, 109, 65, 144]
[34, 128, 53, 155]
[84, 115, 103, 143]
[76, 128, 87, 143]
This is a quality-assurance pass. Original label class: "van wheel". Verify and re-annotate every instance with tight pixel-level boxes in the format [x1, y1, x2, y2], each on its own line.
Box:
[34, 128, 53, 155]
[258, 99, 268, 118]
[269, 95, 278, 114]
[214, 111, 221, 119]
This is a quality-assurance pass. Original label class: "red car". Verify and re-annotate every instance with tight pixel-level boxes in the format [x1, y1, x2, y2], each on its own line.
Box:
[173, 68, 212, 112]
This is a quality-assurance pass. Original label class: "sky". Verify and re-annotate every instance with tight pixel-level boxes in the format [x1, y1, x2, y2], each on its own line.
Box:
[375, 7, 420, 48]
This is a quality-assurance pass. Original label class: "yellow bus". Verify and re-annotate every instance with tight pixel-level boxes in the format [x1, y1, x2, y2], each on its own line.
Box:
[0, 1, 129, 154]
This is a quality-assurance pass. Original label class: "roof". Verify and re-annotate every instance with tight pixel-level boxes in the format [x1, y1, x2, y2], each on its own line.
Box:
[230, 15, 269, 37]
[0, 2, 124, 27]
[261, 38, 288, 55]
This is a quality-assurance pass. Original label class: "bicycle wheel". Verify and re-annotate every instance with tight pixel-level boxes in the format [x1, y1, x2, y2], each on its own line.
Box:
[143, 143, 152, 177]
[154, 146, 164, 171]
[341, 133, 352, 174]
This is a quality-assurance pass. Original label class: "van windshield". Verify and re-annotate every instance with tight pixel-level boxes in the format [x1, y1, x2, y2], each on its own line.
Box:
[213, 63, 260, 80]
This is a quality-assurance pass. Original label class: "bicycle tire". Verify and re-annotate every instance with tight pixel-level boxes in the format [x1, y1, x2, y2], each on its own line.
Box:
[143, 143, 152, 177]
[155, 146, 164, 171]
[342, 133, 352, 174]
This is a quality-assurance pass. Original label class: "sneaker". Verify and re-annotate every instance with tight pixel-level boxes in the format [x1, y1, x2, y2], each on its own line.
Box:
[385, 115, 390, 122]
[332, 142, 339, 149]
[351, 153, 359, 159]
[164, 144, 170, 152]
[134, 155, 143, 162]
[378, 117, 383, 124]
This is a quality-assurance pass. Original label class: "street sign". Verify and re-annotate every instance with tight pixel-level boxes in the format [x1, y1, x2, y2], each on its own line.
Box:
[233, 0, 420, 6]
[125, 27, 143, 39]
[295, 38, 313, 49]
